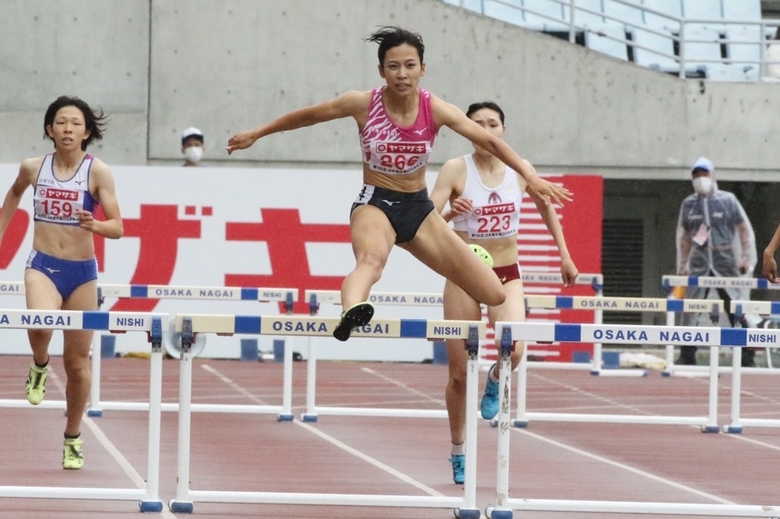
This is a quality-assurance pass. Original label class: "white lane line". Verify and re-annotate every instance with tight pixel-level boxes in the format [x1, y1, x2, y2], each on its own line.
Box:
[49, 370, 176, 517]
[200, 364, 269, 405]
[513, 427, 735, 504]
[361, 366, 444, 405]
[203, 364, 445, 497]
[722, 432, 780, 452]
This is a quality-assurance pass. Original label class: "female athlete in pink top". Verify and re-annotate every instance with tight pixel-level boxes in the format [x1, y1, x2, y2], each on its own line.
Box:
[227, 26, 572, 341]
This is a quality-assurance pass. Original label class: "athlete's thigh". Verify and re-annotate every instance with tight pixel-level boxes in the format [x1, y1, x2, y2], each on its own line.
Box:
[403, 212, 496, 287]
[443, 279, 483, 321]
[350, 205, 396, 260]
[24, 268, 62, 310]
[63, 279, 98, 312]
[487, 279, 526, 326]
[62, 280, 97, 357]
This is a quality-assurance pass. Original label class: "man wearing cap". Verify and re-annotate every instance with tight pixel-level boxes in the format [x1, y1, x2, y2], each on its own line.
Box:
[181, 127, 205, 167]
[675, 157, 757, 366]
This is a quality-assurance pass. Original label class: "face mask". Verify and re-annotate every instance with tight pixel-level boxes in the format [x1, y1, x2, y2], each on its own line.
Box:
[692, 176, 712, 196]
[184, 146, 203, 164]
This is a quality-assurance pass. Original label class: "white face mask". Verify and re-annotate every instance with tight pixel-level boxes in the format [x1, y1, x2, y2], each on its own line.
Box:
[184, 146, 203, 164]
[692, 176, 713, 196]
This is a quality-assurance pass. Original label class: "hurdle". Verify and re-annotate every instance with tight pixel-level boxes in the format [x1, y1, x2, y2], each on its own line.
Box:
[508, 296, 724, 429]
[523, 295, 721, 376]
[661, 275, 779, 376]
[512, 271, 603, 366]
[722, 300, 780, 433]
[90, 284, 298, 421]
[302, 289, 452, 421]
[486, 321, 780, 519]
[0, 282, 299, 420]
[167, 314, 486, 518]
[511, 317, 726, 430]
[0, 309, 167, 513]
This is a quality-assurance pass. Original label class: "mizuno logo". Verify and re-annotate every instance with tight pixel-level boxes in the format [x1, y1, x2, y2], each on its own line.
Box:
[500, 276, 507, 283]
[381, 200, 400, 206]
[413, 127, 427, 135]
[75, 180, 85, 185]
[44, 267, 60, 274]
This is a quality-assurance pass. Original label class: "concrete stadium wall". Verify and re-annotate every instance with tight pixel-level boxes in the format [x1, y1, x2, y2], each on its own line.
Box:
[1, 0, 778, 179]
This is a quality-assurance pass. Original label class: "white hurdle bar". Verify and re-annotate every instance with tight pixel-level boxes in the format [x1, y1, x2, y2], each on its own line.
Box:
[486, 321, 780, 519]
[723, 300, 780, 433]
[662, 275, 778, 376]
[523, 295, 721, 376]
[519, 271, 602, 363]
[0, 282, 299, 420]
[505, 320, 724, 431]
[168, 314, 485, 518]
[0, 309, 167, 513]
[90, 284, 298, 421]
[302, 289, 460, 421]
[509, 296, 724, 429]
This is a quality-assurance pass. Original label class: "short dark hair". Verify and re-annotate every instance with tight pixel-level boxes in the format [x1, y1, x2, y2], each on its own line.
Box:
[43, 95, 108, 151]
[367, 26, 425, 66]
[466, 101, 505, 125]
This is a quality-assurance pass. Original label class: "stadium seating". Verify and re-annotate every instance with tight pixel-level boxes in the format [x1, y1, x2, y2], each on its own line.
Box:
[442, 0, 775, 82]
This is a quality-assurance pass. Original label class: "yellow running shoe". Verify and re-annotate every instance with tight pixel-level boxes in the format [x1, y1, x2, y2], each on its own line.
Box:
[63, 437, 84, 470]
[25, 363, 48, 405]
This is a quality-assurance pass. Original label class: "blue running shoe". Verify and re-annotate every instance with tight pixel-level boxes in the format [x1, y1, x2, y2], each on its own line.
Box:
[449, 454, 465, 484]
[480, 374, 499, 420]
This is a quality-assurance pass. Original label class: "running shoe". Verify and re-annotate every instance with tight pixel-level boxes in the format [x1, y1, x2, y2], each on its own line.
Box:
[62, 437, 84, 470]
[25, 363, 48, 405]
[480, 367, 500, 420]
[449, 454, 465, 484]
[333, 302, 374, 342]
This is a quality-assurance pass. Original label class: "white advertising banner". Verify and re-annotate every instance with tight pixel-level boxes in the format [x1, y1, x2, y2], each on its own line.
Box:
[0, 165, 446, 361]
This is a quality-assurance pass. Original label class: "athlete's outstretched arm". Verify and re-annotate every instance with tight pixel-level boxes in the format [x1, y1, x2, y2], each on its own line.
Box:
[431, 97, 572, 207]
[0, 159, 35, 245]
[227, 90, 369, 154]
[525, 168, 578, 286]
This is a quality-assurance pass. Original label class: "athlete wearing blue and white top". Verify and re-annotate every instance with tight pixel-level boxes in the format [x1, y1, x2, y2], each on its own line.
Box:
[226, 27, 572, 342]
[0, 96, 123, 469]
[430, 101, 577, 484]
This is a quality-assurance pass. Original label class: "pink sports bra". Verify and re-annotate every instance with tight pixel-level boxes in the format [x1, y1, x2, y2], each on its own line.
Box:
[359, 87, 438, 175]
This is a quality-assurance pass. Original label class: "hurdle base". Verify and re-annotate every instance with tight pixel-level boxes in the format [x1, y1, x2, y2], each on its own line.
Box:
[301, 413, 318, 422]
[723, 425, 743, 434]
[169, 499, 194, 513]
[591, 369, 648, 377]
[86, 409, 103, 417]
[485, 505, 513, 519]
[700, 425, 720, 434]
[276, 414, 294, 422]
[139, 499, 163, 513]
[511, 419, 529, 428]
[454, 507, 481, 519]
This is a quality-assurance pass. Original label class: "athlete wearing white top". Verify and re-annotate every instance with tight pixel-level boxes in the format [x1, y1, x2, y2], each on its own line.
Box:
[451, 154, 522, 240]
[0, 96, 123, 470]
[34, 153, 97, 226]
[430, 101, 578, 485]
